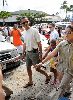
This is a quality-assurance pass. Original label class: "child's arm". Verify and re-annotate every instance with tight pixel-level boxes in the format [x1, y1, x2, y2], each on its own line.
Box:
[42, 45, 51, 59]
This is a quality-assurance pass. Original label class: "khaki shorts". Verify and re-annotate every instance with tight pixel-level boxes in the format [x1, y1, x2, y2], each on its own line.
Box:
[26, 51, 40, 67]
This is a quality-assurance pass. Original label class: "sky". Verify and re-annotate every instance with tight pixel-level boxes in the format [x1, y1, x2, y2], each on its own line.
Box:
[0, 0, 73, 17]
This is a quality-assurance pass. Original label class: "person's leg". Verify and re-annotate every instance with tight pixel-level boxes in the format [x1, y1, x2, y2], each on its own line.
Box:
[25, 52, 33, 85]
[53, 72, 72, 100]
[26, 66, 33, 84]
[30, 52, 52, 83]
[35, 66, 51, 79]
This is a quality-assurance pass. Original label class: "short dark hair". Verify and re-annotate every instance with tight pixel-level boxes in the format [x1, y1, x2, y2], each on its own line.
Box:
[67, 25, 73, 32]
[49, 23, 55, 27]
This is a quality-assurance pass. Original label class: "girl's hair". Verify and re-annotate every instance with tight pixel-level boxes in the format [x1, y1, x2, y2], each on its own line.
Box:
[50, 39, 56, 45]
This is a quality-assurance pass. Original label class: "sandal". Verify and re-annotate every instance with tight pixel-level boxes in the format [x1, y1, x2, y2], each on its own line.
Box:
[23, 82, 33, 88]
[45, 75, 51, 84]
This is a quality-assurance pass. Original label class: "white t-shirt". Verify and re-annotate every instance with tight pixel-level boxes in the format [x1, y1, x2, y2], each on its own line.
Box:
[50, 29, 59, 41]
[23, 27, 40, 51]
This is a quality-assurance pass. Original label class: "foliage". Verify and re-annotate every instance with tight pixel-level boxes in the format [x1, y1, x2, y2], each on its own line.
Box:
[0, 11, 12, 25]
[16, 11, 47, 25]
[60, 1, 73, 20]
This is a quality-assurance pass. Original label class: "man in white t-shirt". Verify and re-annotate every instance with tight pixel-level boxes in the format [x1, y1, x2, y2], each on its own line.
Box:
[49, 23, 59, 41]
[21, 17, 51, 87]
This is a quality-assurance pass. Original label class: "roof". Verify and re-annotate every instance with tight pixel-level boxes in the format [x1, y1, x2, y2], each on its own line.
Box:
[0, 15, 18, 22]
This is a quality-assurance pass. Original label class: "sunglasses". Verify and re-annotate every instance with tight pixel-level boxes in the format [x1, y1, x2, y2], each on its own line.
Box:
[55, 28, 58, 29]
[21, 21, 28, 25]
[49, 27, 52, 28]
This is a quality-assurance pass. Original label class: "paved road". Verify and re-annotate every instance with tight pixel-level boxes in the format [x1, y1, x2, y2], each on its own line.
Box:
[4, 63, 73, 100]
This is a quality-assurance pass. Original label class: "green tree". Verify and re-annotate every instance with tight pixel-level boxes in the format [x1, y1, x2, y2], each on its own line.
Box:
[16, 11, 47, 25]
[60, 1, 69, 19]
[0, 11, 12, 25]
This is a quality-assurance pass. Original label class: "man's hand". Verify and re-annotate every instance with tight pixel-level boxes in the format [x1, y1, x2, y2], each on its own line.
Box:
[35, 62, 42, 69]
[21, 53, 26, 61]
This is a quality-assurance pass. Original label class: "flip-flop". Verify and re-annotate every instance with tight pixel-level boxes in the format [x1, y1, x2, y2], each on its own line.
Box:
[23, 82, 33, 88]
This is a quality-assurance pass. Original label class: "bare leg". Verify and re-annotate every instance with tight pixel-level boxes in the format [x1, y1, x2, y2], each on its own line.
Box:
[35, 66, 51, 82]
[27, 66, 33, 84]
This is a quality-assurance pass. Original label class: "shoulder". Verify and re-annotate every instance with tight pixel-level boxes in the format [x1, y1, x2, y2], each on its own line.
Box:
[30, 27, 38, 32]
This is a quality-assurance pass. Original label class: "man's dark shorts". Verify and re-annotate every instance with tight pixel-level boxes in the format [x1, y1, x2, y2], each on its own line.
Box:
[26, 51, 40, 67]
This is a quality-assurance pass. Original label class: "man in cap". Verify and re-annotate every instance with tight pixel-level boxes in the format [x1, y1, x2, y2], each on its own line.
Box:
[21, 17, 51, 87]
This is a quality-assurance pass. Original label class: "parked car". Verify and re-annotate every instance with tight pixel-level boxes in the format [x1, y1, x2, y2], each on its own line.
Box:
[0, 33, 20, 73]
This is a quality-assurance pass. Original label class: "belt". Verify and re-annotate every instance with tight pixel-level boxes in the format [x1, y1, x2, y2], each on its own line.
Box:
[27, 48, 38, 52]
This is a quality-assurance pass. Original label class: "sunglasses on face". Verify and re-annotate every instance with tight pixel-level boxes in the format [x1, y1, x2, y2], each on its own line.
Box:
[55, 27, 58, 29]
[21, 21, 28, 25]
[49, 27, 52, 28]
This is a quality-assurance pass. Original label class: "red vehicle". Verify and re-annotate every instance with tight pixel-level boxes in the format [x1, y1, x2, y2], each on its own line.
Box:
[41, 28, 50, 39]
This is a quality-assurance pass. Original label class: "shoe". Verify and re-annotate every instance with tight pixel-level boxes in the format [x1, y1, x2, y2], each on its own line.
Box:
[23, 82, 33, 88]
[45, 75, 51, 84]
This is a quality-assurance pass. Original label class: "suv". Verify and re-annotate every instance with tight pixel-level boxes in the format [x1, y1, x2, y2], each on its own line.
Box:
[0, 32, 20, 72]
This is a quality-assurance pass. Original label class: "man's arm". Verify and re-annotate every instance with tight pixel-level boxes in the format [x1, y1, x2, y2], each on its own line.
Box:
[42, 48, 58, 64]
[42, 45, 51, 60]
[0, 64, 5, 100]
[37, 42, 42, 61]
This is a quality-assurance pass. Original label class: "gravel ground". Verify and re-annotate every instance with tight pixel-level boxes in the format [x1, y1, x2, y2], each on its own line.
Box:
[3, 62, 73, 100]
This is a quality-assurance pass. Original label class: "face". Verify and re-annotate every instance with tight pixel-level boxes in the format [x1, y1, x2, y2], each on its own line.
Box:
[21, 18, 29, 29]
[50, 43, 56, 49]
[49, 25, 54, 31]
[55, 26, 58, 31]
[65, 27, 73, 42]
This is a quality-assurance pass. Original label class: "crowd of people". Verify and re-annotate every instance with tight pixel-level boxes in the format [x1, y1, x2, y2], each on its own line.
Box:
[0, 17, 73, 100]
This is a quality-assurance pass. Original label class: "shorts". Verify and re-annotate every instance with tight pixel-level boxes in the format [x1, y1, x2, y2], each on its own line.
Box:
[26, 51, 40, 67]
[16, 45, 23, 54]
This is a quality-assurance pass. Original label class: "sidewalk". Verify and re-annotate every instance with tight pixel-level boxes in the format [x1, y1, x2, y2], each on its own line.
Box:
[4, 63, 73, 100]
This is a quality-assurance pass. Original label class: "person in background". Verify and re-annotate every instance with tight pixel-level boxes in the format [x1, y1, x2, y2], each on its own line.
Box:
[35, 25, 73, 99]
[42, 39, 62, 87]
[49, 23, 59, 42]
[21, 17, 51, 88]
[10, 24, 23, 55]
[55, 26, 62, 37]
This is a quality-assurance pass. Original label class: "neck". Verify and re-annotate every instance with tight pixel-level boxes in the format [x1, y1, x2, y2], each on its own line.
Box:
[25, 26, 30, 30]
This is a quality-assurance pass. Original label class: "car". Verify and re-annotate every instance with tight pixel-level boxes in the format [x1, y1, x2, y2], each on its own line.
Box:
[55, 22, 71, 30]
[0, 32, 20, 73]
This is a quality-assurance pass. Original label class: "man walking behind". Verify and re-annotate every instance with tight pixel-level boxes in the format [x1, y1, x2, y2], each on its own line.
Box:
[35, 25, 73, 99]
[21, 17, 51, 88]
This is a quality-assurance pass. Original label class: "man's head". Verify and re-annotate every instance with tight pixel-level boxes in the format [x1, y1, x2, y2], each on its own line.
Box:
[21, 17, 30, 30]
[49, 23, 55, 32]
[13, 24, 18, 29]
[65, 25, 73, 42]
